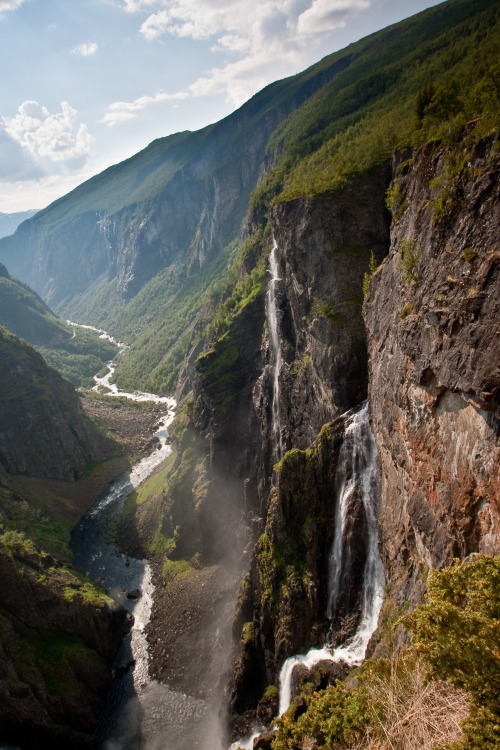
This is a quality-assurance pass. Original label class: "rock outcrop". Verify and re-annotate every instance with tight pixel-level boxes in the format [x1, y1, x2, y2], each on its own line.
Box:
[364, 135, 500, 602]
[0, 543, 129, 750]
[268, 167, 391, 453]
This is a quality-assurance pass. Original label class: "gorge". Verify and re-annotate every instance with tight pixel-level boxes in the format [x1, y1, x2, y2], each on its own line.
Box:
[0, 0, 499, 748]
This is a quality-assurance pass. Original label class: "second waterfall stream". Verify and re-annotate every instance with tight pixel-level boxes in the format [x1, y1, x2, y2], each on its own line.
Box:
[233, 401, 384, 749]
[279, 401, 385, 715]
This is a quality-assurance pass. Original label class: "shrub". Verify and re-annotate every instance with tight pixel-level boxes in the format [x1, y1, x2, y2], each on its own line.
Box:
[398, 238, 421, 283]
[273, 681, 370, 750]
[463, 247, 478, 263]
[385, 179, 402, 214]
[400, 555, 500, 749]
[363, 251, 379, 297]
[399, 302, 415, 319]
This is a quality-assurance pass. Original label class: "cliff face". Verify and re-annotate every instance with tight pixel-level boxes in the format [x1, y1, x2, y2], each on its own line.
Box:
[0, 328, 117, 480]
[226, 131, 500, 734]
[268, 168, 391, 452]
[227, 170, 391, 729]
[364, 136, 500, 602]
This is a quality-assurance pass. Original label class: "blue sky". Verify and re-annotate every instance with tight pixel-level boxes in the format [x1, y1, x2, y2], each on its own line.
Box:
[0, 0, 444, 213]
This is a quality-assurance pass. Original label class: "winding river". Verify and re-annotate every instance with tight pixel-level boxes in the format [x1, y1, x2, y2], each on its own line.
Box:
[69, 325, 210, 750]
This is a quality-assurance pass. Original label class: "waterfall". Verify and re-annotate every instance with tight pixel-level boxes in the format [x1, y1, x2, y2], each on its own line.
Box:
[278, 402, 385, 716]
[266, 240, 284, 460]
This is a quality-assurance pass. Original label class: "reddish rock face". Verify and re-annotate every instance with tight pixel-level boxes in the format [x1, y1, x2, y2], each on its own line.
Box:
[364, 136, 500, 594]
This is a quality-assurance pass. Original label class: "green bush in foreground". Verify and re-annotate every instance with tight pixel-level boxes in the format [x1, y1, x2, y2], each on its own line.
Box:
[271, 555, 500, 750]
[401, 555, 500, 750]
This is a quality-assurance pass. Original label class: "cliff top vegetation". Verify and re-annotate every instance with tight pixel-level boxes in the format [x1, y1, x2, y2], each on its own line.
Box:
[252, 0, 499, 208]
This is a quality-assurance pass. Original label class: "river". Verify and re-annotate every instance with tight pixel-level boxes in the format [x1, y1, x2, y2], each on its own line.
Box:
[68, 325, 212, 750]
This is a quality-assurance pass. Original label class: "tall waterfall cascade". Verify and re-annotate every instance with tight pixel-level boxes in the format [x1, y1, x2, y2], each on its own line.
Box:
[279, 402, 385, 715]
[266, 240, 284, 460]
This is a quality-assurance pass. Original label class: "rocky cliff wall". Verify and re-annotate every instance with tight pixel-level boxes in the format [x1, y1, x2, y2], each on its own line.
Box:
[268, 169, 391, 452]
[364, 134, 500, 604]
[227, 131, 500, 735]
[227, 170, 391, 731]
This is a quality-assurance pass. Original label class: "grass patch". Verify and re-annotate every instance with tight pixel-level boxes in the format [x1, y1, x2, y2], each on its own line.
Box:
[136, 456, 175, 505]
[35, 632, 104, 697]
[400, 302, 416, 319]
[162, 557, 193, 588]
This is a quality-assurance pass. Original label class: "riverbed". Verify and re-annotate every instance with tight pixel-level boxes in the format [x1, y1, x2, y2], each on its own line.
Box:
[69, 326, 214, 749]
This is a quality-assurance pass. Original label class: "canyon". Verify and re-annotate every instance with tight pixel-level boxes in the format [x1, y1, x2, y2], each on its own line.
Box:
[0, 0, 498, 747]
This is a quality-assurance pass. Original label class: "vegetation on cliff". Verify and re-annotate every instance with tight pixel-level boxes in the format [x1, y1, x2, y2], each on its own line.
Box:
[255, 0, 499, 206]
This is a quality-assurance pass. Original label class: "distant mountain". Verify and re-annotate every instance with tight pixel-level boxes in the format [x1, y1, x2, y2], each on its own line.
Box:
[0, 209, 38, 239]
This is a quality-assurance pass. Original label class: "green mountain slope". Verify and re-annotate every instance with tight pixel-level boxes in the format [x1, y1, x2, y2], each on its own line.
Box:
[262, 0, 500, 203]
[0, 263, 117, 387]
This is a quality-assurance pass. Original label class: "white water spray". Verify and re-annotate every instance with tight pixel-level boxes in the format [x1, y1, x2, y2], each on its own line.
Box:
[278, 402, 385, 716]
[266, 241, 284, 459]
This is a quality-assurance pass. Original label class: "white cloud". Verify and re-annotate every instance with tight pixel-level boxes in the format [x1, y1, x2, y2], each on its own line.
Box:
[72, 41, 99, 56]
[0, 124, 43, 181]
[101, 90, 188, 126]
[122, 0, 158, 12]
[109, 0, 372, 121]
[297, 0, 370, 34]
[0, 0, 26, 16]
[4, 101, 94, 164]
[141, 1, 371, 101]
[0, 171, 96, 213]
[140, 9, 170, 40]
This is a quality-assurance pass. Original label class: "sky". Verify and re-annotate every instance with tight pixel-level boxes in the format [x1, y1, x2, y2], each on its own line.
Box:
[0, 0, 445, 213]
